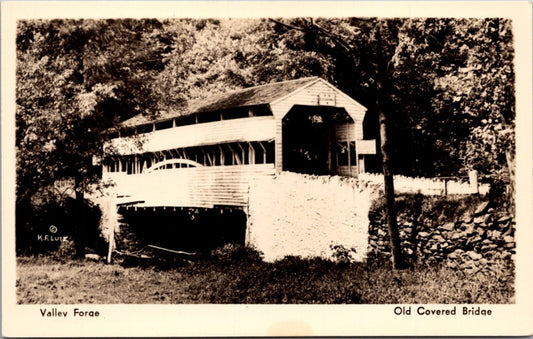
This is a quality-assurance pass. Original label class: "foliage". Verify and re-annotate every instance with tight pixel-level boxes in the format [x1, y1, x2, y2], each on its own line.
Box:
[17, 17, 515, 194]
[330, 244, 358, 265]
[16, 18, 516, 258]
[16, 252, 514, 304]
[16, 194, 103, 256]
[369, 193, 488, 226]
[16, 19, 168, 201]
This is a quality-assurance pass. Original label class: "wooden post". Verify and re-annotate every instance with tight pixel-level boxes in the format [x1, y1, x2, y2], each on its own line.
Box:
[217, 145, 225, 165]
[469, 170, 479, 194]
[259, 142, 267, 164]
[107, 223, 115, 264]
[347, 140, 351, 176]
[326, 124, 332, 174]
[237, 143, 245, 165]
[248, 142, 255, 164]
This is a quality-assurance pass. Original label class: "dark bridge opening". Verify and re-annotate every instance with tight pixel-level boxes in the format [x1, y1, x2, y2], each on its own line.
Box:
[282, 105, 353, 175]
[118, 207, 247, 254]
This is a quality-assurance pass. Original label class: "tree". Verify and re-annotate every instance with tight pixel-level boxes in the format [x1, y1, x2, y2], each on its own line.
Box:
[16, 17, 516, 257]
[267, 17, 407, 268]
[16, 19, 168, 256]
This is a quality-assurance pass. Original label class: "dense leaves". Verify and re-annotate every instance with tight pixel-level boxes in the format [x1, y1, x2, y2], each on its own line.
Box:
[16, 17, 515, 201]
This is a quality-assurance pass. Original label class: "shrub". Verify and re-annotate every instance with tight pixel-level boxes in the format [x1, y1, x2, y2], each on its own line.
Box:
[16, 195, 103, 257]
[330, 244, 358, 265]
[210, 243, 263, 266]
[370, 193, 488, 226]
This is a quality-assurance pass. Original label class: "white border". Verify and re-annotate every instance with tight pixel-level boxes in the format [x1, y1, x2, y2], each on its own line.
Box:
[2, 1, 532, 337]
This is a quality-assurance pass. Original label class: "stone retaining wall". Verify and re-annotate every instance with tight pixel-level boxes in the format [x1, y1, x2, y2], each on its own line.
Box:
[369, 200, 515, 272]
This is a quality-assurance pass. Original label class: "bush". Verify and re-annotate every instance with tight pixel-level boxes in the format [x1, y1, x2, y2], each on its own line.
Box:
[210, 243, 263, 266]
[16, 195, 103, 257]
[370, 193, 488, 226]
[330, 244, 358, 265]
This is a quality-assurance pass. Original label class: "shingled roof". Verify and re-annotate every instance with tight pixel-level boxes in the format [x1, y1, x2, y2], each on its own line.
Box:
[120, 77, 320, 127]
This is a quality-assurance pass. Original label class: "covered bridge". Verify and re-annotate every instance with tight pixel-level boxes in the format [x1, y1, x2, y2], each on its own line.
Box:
[103, 77, 375, 208]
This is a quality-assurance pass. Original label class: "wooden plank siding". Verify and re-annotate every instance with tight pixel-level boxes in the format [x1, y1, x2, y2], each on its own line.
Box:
[270, 79, 366, 142]
[104, 164, 275, 208]
[107, 116, 276, 155]
[270, 79, 366, 174]
[334, 123, 356, 142]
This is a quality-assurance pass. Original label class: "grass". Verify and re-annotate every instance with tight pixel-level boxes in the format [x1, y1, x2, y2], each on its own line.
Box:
[16, 245, 514, 304]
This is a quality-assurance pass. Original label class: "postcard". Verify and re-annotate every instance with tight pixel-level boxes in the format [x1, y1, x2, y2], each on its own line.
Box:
[2, 1, 532, 337]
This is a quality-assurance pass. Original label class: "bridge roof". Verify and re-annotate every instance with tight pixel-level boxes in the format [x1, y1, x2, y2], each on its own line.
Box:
[120, 77, 321, 127]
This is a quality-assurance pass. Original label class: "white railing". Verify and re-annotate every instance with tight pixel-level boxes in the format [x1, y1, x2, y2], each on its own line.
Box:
[358, 172, 490, 195]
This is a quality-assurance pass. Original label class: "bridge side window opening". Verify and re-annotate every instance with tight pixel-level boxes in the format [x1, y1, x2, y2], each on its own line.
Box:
[335, 141, 357, 167]
[104, 140, 276, 175]
[155, 119, 173, 131]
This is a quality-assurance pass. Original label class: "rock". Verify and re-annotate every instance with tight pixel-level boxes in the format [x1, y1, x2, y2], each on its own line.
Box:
[502, 226, 514, 237]
[500, 252, 511, 260]
[448, 251, 459, 259]
[466, 251, 482, 260]
[481, 244, 498, 252]
[479, 258, 488, 266]
[418, 231, 430, 238]
[433, 235, 445, 242]
[488, 230, 502, 239]
[442, 222, 455, 231]
[497, 215, 511, 223]
[430, 243, 439, 251]
[474, 201, 490, 216]
[447, 261, 458, 269]
[481, 239, 492, 245]
[465, 225, 476, 235]
[473, 216, 485, 224]
[504, 235, 514, 243]
[460, 261, 474, 269]
[504, 241, 516, 249]
[451, 232, 464, 240]
[85, 253, 101, 261]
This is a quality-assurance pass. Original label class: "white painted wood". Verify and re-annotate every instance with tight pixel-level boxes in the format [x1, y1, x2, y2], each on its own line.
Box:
[270, 79, 366, 123]
[356, 139, 377, 155]
[106, 116, 276, 155]
[104, 164, 275, 208]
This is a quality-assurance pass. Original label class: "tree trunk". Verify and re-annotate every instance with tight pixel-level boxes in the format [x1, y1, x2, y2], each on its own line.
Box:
[73, 177, 86, 259]
[375, 23, 406, 269]
[505, 149, 515, 214]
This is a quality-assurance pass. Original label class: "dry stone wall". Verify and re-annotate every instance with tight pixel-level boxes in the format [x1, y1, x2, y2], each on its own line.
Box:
[369, 200, 515, 272]
[247, 172, 380, 262]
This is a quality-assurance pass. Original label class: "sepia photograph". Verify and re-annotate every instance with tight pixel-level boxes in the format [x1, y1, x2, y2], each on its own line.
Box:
[2, 1, 532, 337]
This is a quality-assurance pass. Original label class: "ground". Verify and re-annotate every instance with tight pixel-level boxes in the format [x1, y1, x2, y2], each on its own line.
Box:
[16, 247, 514, 304]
